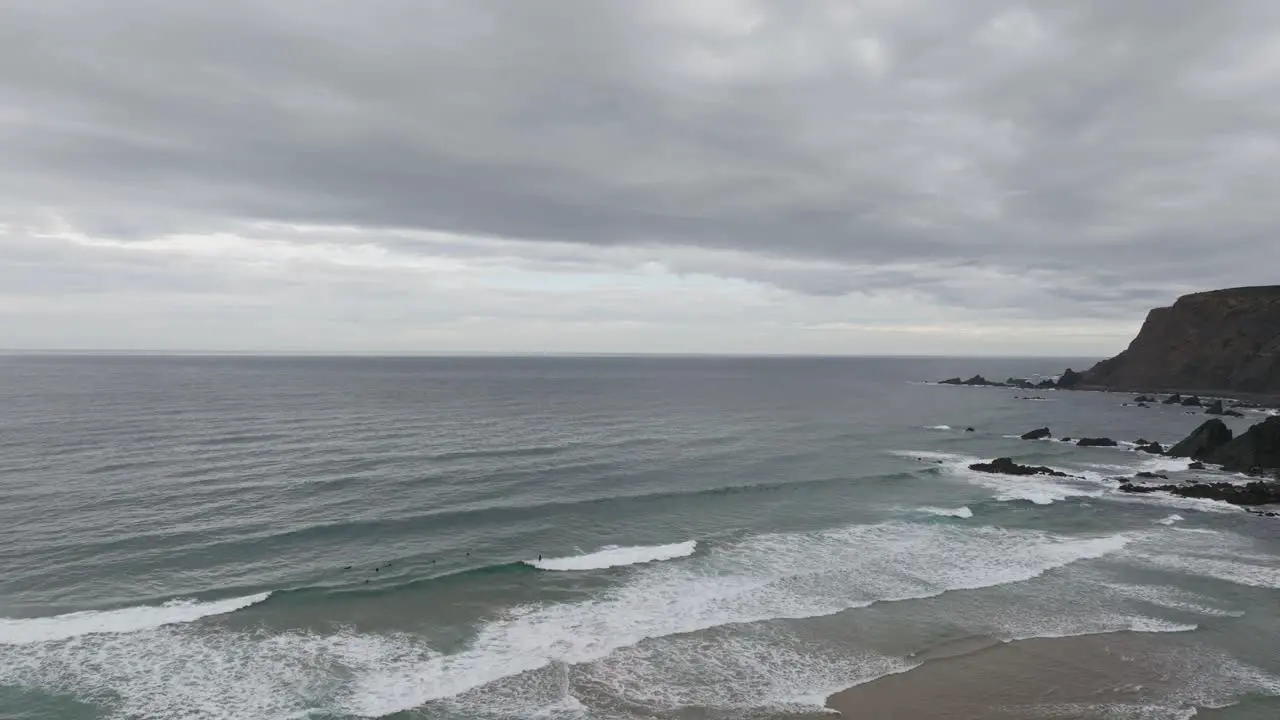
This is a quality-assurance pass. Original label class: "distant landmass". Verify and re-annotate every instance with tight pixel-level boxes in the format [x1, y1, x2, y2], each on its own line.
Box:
[1078, 286, 1280, 396]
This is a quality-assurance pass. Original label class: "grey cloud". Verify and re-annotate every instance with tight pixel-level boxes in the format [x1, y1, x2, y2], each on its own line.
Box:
[2, 0, 1280, 344]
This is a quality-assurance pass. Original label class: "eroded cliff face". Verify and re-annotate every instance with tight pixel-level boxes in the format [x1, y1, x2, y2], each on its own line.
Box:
[1081, 286, 1280, 394]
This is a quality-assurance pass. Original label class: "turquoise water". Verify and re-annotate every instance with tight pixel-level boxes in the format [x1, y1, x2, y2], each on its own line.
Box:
[0, 356, 1277, 719]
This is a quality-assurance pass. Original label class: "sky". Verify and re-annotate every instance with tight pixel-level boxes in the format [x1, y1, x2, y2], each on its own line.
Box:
[2, 1, 1278, 355]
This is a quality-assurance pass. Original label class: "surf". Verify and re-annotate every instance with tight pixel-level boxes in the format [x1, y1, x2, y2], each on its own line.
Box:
[525, 540, 697, 571]
[0, 592, 270, 646]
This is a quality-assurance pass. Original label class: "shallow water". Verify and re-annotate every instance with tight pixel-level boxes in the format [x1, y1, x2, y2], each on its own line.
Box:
[0, 355, 1276, 719]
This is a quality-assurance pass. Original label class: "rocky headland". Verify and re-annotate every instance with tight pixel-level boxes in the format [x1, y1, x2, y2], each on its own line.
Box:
[1074, 286, 1280, 397]
[935, 286, 1280, 402]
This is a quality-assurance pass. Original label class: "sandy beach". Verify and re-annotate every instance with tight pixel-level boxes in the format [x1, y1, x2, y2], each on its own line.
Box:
[826, 632, 1201, 719]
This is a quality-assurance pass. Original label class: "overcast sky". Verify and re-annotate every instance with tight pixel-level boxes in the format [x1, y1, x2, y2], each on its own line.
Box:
[2, 1, 1278, 355]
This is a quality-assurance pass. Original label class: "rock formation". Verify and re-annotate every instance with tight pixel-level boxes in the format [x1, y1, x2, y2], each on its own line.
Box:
[968, 458, 1071, 478]
[1076, 437, 1118, 447]
[1056, 369, 1084, 389]
[1075, 286, 1280, 395]
[1020, 427, 1051, 440]
[1119, 480, 1280, 506]
[939, 375, 1006, 387]
[1205, 416, 1280, 472]
[1135, 441, 1164, 454]
[1166, 419, 1233, 459]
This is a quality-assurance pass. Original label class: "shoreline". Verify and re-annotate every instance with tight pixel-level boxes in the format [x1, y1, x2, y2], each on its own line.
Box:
[824, 631, 1203, 719]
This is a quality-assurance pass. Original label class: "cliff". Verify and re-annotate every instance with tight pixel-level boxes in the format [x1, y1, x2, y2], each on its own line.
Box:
[1080, 286, 1280, 395]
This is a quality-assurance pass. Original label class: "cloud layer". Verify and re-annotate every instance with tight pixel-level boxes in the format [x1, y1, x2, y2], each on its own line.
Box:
[2, 1, 1278, 353]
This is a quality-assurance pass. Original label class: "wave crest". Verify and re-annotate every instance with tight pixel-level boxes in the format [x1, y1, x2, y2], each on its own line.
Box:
[526, 541, 697, 571]
[0, 593, 270, 646]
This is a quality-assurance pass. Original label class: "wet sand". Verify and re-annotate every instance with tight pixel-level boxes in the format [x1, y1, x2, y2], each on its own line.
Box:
[826, 632, 1197, 719]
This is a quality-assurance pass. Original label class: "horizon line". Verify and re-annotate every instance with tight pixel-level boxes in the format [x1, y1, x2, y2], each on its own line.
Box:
[0, 349, 1102, 360]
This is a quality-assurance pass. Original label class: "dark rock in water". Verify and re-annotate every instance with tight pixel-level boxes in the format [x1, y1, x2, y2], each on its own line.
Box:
[1223, 409, 1245, 417]
[940, 374, 1007, 387]
[966, 374, 1004, 386]
[968, 457, 1071, 478]
[1204, 416, 1280, 471]
[1077, 437, 1119, 447]
[1118, 479, 1280, 505]
[1138, 403, 1150, 408]
[1188, 461, 1206, 470]
[1166, 419, 1234, 459]
[1136, 438, 1150, 445]
[1134, 395, 1156, 403]
[1163, 393, 1183, 405]
[965, 427, 975, 432]
[1056, 368, 1084, 389]
[1204, 399, 1225, 415]
[1007, 378, 1035, 389]
[1073, 286, 1280, 394]
[1182, 395, 1202, 407]
[1035, 379, 1057, 389]
[1135, 441, 1164, 454]
[1135, 471, 1169, 480]
[1061, 437, 1073, 443]
[1020, 427, 1052, 441]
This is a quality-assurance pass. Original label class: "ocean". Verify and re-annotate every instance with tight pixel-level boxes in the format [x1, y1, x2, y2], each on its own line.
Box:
[0, 355, 1277, 719]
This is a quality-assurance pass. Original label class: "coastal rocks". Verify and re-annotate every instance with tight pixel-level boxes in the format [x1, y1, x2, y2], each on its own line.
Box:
[1135, 441, 1164, 454]
[939, 374, 1058, 389]
[1020, 427, 1052, 441]
[1134, 395, 1156, 403]
[1056, 368, 1084, 389]
[1205, 399, 1225, 415]
[1135, 472, 1168, 480]
[1188, 461, 1206, 470]
[939, 375, 1006, 387]
[968, 457, 1071, 478]
[1204, 416, 1280, 471]
[1181, 395, 1202, 407]
[1120, 480, 1280, 506]
[1166, 419, 1233, 459]
[1077, 437, 1118, 447]
[965, 427, 976, 432]
[1163, 393, 1183, 405]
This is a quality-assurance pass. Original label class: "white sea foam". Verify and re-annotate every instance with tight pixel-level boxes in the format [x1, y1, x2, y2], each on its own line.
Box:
[526, 540, 697, 571]
[924, 424, 953, 430]
[0, 592, 270, 646]
[921, 506, 974, 518]
[1124, 529, 1280, 589]
[916, 451, 1104, 505]
[1029, 702, 1199, 719]
[0, 522, 1136, 719]
[1157, 514, 1184, 525]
